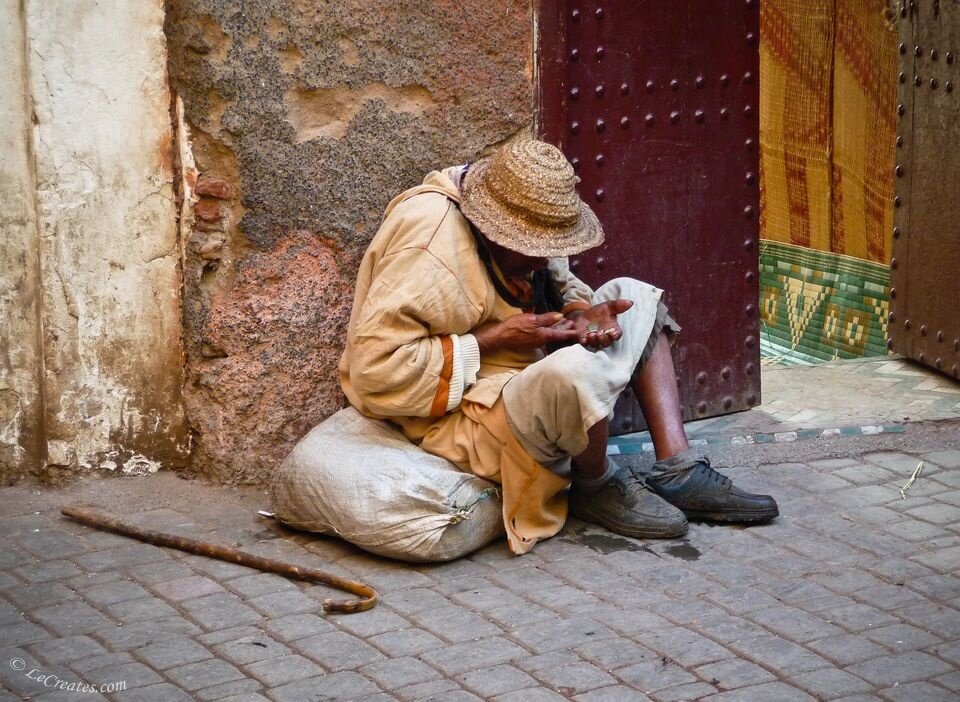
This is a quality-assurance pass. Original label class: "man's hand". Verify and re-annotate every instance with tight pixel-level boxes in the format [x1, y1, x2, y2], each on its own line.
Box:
[474, 312, 581, 354]
[566, 299, 634, 349]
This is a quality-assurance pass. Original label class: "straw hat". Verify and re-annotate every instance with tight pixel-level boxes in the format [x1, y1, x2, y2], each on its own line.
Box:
[460, 138, 604, 257]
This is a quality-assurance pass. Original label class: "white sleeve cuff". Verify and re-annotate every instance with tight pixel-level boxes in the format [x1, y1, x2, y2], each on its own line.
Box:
[445, 333, 482, 412]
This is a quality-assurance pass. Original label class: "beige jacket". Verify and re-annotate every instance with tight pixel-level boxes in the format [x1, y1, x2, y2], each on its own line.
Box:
[340, 169, 594, 552]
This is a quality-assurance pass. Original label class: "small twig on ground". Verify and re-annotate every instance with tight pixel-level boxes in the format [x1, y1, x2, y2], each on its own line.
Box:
[899, 461, 924, 500]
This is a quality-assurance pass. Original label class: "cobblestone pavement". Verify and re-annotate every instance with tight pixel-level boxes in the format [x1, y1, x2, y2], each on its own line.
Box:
[1, 357, 959, 701]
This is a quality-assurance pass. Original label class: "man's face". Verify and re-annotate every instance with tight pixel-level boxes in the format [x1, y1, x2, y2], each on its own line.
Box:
[484, 235, 547, 278]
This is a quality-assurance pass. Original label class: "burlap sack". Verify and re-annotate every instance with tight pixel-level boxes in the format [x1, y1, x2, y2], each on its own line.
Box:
[271, 407, 505, 562]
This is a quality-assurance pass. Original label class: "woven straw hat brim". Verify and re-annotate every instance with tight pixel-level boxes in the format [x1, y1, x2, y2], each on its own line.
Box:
[460, 157, 605, 258]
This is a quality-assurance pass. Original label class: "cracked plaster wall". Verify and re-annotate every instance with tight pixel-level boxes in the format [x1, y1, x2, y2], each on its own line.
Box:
[165, 0, 534, 483]
[0, 0, 188, 482]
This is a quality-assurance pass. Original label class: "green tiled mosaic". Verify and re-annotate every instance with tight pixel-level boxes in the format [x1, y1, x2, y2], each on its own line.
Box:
[759, 240, 890, 365]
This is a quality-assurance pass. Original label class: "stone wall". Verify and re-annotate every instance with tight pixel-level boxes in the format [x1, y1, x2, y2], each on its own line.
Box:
[0, 1, 188, 483]
[164, 1, 534, 483]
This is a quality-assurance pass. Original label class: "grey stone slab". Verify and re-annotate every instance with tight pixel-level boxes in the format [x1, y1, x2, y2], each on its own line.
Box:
[198, 626, 263, 647]
[0, 620, 51, 646]
[807, 634, 890, 666]
[637, 626, 734, 667]
[261, 613, 334, 642]
[696, 658, 777, 691]
[409, 605, 502, 643]
[108, 597, 180, 623]
[213, 634, 291, 666]
[73, 544, 169, 572]
[449, 585, 527, 612]
[913, 546, 960, 573]
[922, 450, 960, 469]
[458, 664, 538, 698]
[6, 582, 78, 611]
[247, 590, 318, 618]
[897, 603, 960, 638]
[879, 681, 959, 701]
[92, 617, 202, 651]
[701, 682, 817, 701]
[849, 652, 955, 686]
[360, 656, 442, 689]
[30, 600, 114, 636]
[907, 574, 960, 601]
[393, 678, 461, 701]
[136, 637, 213, 670]
[420, 636, 529, 675]
[790, 668, 874, 698]
[177, 554, 258, 580]
[15, 530, 88, 560]
[83, 660, 163, 690]
[906, 504, 960, 526]
[863, 623, 943, 651]
[745, 606, 844, 643]
[575, 638, 659, 670]
[224, 574, 296, 599]
[14, 560, 81, 584]
[531, 661, 616, 695]
[165, 658, 246, 692]
[81, 580, 152, 606]
[825, 604, 901, 632]
[508, 617, 615, 654]
[181, 594, 263, 630]
[728, 635, 832, 675]
[245, 653, 323, 687]
[28, 635, 107, 665]
[693, 613, 770, 643]
[125, 559, 196, 585]
[705, 586, 783, 614]
[614, 659, 698, 693]
[653, 682, 721, 701]
[366, 627, 446, 657]
[333, 607, 409, 639]
[292, 630, 385, 671]
[67, 651, 135, 675]
[151, 576, 226, 602]
[493, 689, 568, 702]
[114, 682, 194, 702]
[194, 678, 262, 700]
[268, 672, 379, 701]
[485, 601, 561, 630]
[381, 587, 452, 616]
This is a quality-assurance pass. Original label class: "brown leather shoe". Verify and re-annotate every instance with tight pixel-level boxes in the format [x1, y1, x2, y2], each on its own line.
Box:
[569, 460, 688, 539]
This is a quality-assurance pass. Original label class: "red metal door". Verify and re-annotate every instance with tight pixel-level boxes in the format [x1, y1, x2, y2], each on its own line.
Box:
[890, 1, 960, 378]
[538, 1, 762, 433]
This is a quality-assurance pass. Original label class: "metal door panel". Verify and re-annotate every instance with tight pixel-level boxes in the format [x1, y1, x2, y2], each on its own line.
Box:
[539, 1, 761, 432]
[892, 2, 960, 378]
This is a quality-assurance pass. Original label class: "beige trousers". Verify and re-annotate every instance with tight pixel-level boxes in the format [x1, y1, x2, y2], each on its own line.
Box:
[502, 277, 665, 465]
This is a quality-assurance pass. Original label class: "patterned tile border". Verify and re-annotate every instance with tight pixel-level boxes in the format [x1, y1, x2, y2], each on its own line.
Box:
[607, 423, 907, 455]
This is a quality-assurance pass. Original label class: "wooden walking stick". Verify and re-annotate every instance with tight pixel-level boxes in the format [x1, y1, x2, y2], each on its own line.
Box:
[61, 505, 377, 613]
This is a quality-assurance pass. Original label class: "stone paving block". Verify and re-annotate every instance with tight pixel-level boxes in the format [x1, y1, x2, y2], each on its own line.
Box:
[493, 688, 568, 702]
[897, 603, 960, 638]
[906, 504, 960, 526]
[728, 635, 832, 675]
[913, 545, 960, 574]
[628, 565, 717, 598]
[421, 636, 529, 676]
[15, 529, 88, 560]
[862, 623, 943, 651]
[136, 636, 213, 670]
[73, 544, 169, 572]
[573, 685, 653, 701]
[124, 559, 196, 585]
[922, 450, 960, 469]
[6, 582, 78, 611]
[458, 664, 538, 698]
[575, 638, 660, 670]
[484, 601, 568, 631]
[28, 634, 107, 665]
[194, 678, 262, 700]
[825, 603, 901, 632]
[31, 600, 115, 636]
[181, 593, 263, 630]
[695, 657, 776, 690]
[449, 585, 527, 612]
[177, 554, 258, 580]
[866, 557, 938, 583]
[490, 565, 566, 591]
[366, 627, 446, 657]
[362, 567, 437, 592]
[360, 656, 442, 689]
[393, 678, 462, 701]
[849, 651, 955, 686]
[114, 682, 194, 702]
[650, 682, 720, 701]
[0, 619, 52, 646]
[936, 490, 960, 507]
[245, 653, 323, 687]
[934, 671, 960, 691]
[745, 605, 844, 643]
[381, 587, 452, 616]
[261, 612, 334, 641]
[806, 634, 891, 665]
[92, 617, 201, 651]
[614, 658, 698, 693]
[705, 585, 784, 614]
[522, 584, 605, 611]
[247, 589, 318, 618]
[268, 672, 380, 701]
[67, 651, 135, 674]
[80, 580, 152, 606]
[532, 661, 616, 695]
[197, 625, 263, 647]
[164, 658, 246, 692]
[693, 613, 770, 643]
[213, 634, 291, 666]
[586, 605, 675, 637]
[83, 660, 163, 690]
[878, 681, 958, 701]
[652, 599, 728, 626]
[638, 626, 734, 667]
[927, 641, 960, 665]
[508, 617, 615, 654]
[882, 517, 954, 542]
[790, 668, 875, 698]
[409, 605, 502, 643]
[223, 573, 296, 599]
[701, 681, 817, 701]
[334, 608, 411, 639]
[13, 560, 81, 584]
[863, 452, 930, 473]
[108, 596, 180, 623]
[150, 575, 226, 602]
[292, 630, 385, 671]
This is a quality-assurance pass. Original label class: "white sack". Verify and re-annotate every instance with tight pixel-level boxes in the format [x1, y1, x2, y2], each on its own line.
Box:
[271, 407, 505, 562]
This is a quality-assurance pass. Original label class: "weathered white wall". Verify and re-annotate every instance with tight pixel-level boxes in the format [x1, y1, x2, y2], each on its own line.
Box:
[0, 0, 188, 482]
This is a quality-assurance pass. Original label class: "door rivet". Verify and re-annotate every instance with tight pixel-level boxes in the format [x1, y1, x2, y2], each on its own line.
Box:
[570, 87, 580, 99]
[743, 104, 754, 117]
[571, 157, 580, 170]
[937, 331, 944, 342]
[745, 271, 755, 282]
[723, 396, 734, 409]
[697, 372, 707, 384]
[914, 75, 922, 87]
[697, 401, 708, 414]
[898, 103, 906, 115]
[745, 362, 756, 375]
[915, 46, 922, 57]
[746, 32, 758, 46]
[899, 72, 906, 83]
[596, 118, 606, 132]
[595, 189, 605, 202]
[720, 74, 730, 87]
[694, 109, 705, 123]
[620, 82, 630, 95]
[743, 71, 755, 84]
[895, 165, 904, 177]
[899, 43, 906, 55]
[904, 319, 912, 330]
[571, 121, 581, 134]
[948, 52, 955, 64]
[571, 9, 581, 21]
[920, 325, 928, 336]
[595, 154, 604, 165]
[891, 257, 898, 269]
[919, 352, 926, 362]
[569, 48, 580, 61]
[720, 107, 730, 120]
[889, 311, 897, 323]
[947, 82, 954, 93]
[595, 46, 605, 60]
[930, 49, 938, 60]
[745, 138, 755, 150]
[595, 84, 605, 97]
[670, 110, 681, 124]
[890, 287, 897, 298]
[894, 196, 901, 208]
[646, 80, 656, 93]
[888, 338, 895, 350]
[935, 358, 943, 369]
[745, 335, 756, 348]
[745, 171, 756, 184]
[743, 205, 755, 217]
[670, 79, 680, 91]
[893, 226, 901, 238]
[721, 367, 731, 379]
[743, 239, 754, 249]
[695, 75, 705, 88]
[596, 256, 605, 268]
[896, 136, 904, 147]
[645, 113, 655, 126]
[595, 7, 605, 19]
[930, 78, 938, 89]
[620, 116, 630, 128]
[745, 305, 756, 317]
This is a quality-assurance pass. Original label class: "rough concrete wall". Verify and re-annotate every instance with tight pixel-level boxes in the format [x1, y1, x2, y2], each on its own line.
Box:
[0, 0, 189, 482]
[0, 1, 46, 482]
[165, 0, 534, 483]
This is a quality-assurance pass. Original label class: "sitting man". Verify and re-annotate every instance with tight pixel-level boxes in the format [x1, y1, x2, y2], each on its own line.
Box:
[340, 137, 777, 555]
